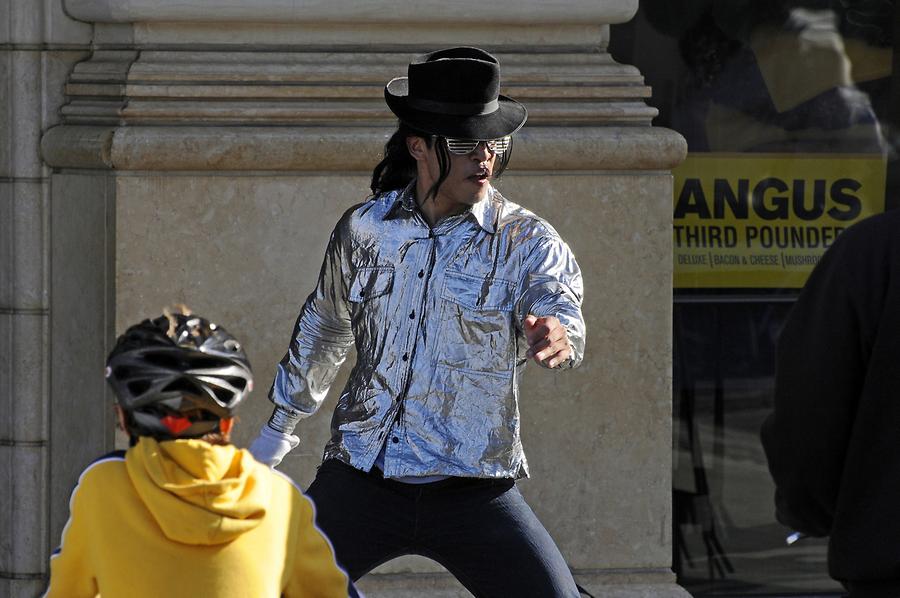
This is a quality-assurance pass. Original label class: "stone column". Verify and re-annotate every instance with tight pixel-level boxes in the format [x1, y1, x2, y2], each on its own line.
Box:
[39, 1, 687, 595]
[0, 1, 94, 595]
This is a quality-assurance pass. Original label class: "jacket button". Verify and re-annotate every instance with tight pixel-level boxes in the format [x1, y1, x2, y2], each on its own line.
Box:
[392, 436, 399, 444]
[409, 311, 415, 319]
[417, 270, 424, 278]
[402, 353, 409, 362]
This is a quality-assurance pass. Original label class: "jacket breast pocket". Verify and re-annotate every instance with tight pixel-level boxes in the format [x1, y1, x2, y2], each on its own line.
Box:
[348, 266, 394, 328]
[438, 270, 516, 373]
[348, 266, 394, 303]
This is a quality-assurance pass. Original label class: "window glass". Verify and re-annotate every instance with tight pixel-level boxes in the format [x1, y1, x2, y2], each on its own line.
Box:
[611, 1, 896, 593]
[673, 300, 843, 594]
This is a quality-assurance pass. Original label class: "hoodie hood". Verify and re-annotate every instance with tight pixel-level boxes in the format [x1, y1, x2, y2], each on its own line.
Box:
[125, 437, 269, 545]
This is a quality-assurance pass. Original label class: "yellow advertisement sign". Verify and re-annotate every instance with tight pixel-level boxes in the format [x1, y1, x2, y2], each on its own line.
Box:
[673, 154, 886, 289]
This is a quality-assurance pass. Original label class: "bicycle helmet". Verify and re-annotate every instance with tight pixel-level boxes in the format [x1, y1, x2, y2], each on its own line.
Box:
[105, 310, 253, 440]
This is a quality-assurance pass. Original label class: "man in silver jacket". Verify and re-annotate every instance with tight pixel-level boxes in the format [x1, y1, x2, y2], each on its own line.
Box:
[251, 47, 586, 597]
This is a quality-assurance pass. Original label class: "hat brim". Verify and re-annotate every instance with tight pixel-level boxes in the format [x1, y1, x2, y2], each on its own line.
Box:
[385, 77, 527, 140]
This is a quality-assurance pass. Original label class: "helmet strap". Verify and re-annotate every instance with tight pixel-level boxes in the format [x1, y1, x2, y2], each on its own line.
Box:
[219, 418, 234, 436]
[160, 414, 193, 435]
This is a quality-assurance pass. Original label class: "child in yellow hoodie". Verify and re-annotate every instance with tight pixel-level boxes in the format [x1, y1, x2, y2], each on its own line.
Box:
[44, 308, 358, 598]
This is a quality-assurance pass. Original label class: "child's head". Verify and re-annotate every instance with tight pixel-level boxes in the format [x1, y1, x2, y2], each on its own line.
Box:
[105, 307, 253, 444]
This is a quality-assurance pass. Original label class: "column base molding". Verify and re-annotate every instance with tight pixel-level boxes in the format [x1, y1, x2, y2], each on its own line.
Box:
[41, 124, 686, 172]
[356, 568, 691, 598]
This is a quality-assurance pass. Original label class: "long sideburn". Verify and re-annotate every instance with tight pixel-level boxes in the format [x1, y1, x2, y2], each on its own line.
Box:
[425, 139, 450, 201]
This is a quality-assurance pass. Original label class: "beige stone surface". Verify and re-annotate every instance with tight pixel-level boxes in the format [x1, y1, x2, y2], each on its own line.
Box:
[1, 1, 92, 588]
[45, 0, 94, 45]
[0, 164, 51, 590]
[2, 49, 88, 178]
[1, 0, 92, 45]
[115, 174, 366, 471]
[42, 50, 92, 128]
[357, 568, 692, 598]
[1, 0, 42, 45]
[1, 50, 89, 178]
[356, 572, 470, 597]
[0, 311, 49, 442]
[41, 125, 116, 169]
[0, 441, 49, 574]
[0, 181, 48, 310]
[48, 173, 118, 545]
[131, 21, 611, 48]
[1, 51, 44, 178]
[0, 579, 45, 598]
[43, 125, 686, 172]
[502, 172, 674, 569]
[66, 0, 638, 25]
[53, 48, 655, 127]
[115, 168, 673, 575]
[0, 2, 8, 44]
[0, 52, 8, 175]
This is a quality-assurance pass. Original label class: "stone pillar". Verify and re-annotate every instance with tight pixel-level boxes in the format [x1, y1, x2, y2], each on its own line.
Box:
[0, 2, 93, 595]
[39, 1, 687, 595]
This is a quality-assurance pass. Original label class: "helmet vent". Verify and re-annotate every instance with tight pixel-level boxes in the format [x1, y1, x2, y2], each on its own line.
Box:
[212, 387, 233, 403]
[126, 379, 152, 396]
[191, 357, 228, 370]
[161, 378, 203, 397]
[223, 376, 247, 391]
[143, 351, 182, 370]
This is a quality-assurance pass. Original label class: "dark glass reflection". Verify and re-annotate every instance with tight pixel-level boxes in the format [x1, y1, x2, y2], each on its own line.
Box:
[611, 0, 898, 593]
[673, 301, 844, 595]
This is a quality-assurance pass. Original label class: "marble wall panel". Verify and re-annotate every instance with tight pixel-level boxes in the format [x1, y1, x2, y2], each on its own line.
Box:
[0, 312, 48, 442]
[48, 173, 117, 543]
[0, 441, 49, 587]
[500, 172, 673, 568]
[1, 0, 92, 45]
[67, 0, 637, 25]
[42, 50, 92, 129]
[0, 181, 48, 310]
[1, 51, 43, 178]
[0, 51, 11, 177]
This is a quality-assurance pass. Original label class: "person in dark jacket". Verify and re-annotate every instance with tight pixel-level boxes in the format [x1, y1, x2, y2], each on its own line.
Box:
[761, 208, 900, 597]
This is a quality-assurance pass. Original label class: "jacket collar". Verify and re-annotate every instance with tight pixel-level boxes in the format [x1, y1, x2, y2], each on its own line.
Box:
[384, 180, 499, 234]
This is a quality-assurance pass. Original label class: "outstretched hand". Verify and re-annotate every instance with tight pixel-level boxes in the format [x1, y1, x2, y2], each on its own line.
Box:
[523, 314, 571, 369]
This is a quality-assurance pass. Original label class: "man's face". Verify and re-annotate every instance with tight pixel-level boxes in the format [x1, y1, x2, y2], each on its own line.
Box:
[416, 137, 499, 207]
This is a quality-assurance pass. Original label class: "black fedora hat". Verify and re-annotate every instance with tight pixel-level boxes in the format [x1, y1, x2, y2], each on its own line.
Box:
[385, 47, 527, 140]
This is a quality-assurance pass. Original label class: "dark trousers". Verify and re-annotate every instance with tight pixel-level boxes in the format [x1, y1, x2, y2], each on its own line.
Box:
[306, 459, 581, 598]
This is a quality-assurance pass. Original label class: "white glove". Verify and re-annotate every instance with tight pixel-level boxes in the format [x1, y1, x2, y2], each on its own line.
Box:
[248, 424, 300, 467]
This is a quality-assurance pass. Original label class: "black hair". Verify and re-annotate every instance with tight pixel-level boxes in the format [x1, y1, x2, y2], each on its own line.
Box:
[370, 121, 514, 200]
[370, 122, 440, 197]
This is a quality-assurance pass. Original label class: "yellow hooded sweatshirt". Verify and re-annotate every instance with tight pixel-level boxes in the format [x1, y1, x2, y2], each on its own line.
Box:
[44, 437, 351, 598]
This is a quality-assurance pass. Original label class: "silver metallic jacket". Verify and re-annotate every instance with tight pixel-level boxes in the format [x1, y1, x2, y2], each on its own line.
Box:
[270, 184, 585, 479]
